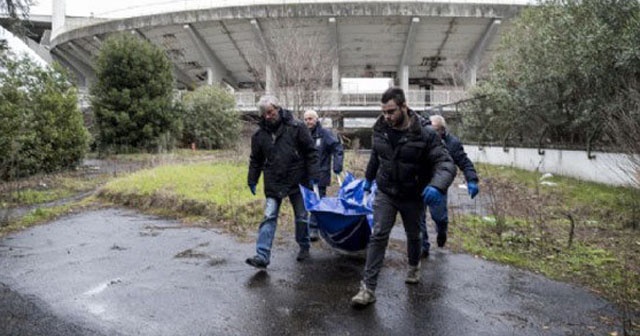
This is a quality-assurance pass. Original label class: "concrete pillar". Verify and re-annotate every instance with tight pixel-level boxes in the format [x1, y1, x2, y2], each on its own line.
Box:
[265, 64, 274, 94]
[398, 17, 419, 93]
[399, 65, 409, 92]
[52, 0, 66, 38]
[465, 19, 501, 89]
[332, 64, 340, 106]
[466, 68, 477, 88]
[206, 68, 213, 86]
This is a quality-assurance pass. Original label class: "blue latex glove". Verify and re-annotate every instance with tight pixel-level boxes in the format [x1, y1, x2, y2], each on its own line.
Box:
[422, 186, 443, 206]
[248, 184, 256, 196]
[467, 181, 479, 199]
[363, 180, 372, 193]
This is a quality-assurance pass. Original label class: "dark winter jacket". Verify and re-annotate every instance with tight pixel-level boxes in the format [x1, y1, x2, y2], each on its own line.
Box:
[420, 115, 478, 183]
[442, 132, 478, 183]
[248, 108, 319, 199]
[365, 110, 456, 199]
[310, 122, 344, 187]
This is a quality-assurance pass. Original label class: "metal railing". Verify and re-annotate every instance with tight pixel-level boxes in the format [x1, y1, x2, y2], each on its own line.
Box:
[76, 89, 468, 111]
[234, 90, 468, 110]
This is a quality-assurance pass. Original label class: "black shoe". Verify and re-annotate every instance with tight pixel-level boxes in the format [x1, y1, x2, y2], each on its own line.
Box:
[421, 249, 430, 259]
[437, 232, 447, 248]
[245, 256, 268, 269]
[296, 249, 310, 262]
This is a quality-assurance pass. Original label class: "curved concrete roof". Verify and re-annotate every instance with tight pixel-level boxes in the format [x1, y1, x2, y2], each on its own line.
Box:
[48, 1, 529, 90]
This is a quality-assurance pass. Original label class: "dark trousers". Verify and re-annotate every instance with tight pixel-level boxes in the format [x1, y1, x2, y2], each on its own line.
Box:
[362, 191, 424, 291]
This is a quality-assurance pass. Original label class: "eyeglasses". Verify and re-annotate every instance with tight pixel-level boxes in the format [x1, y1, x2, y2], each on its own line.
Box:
[382, 106, 399, 116]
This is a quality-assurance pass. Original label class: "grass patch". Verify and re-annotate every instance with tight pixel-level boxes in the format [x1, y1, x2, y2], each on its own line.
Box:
[97, 162, 268, 237]
[95, 149, 239, 165]
[4, 175, 106, 207]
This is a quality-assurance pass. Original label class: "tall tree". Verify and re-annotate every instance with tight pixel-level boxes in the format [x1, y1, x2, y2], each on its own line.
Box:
[251, 19, 337, 117]
[90, 33, 180, 153]
[465, 0, 640, 154]
[0, 52, 90, 180]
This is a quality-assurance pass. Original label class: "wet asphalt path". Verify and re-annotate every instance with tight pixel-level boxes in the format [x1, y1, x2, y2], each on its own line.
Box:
[0, 208, 622, 336]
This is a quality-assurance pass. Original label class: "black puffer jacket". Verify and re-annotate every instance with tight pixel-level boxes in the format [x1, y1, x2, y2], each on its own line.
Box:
[365, 110, 456, 199]
[248, 108, 319, 199]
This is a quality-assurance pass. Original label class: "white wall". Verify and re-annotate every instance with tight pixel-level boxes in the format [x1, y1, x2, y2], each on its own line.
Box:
[465, 145, 640, 187]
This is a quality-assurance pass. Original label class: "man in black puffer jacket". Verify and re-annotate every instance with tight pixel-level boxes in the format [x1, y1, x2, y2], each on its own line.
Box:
[351, 87, 456, 307]
[245, 95, 320, 270]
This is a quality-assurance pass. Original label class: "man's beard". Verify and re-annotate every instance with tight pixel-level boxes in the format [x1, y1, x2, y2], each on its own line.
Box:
[265, 117, 281, 132]
[388, 112, 405, 128]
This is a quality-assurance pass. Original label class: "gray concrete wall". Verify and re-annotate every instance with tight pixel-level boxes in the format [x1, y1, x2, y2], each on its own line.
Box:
[465, 145, 640, 187]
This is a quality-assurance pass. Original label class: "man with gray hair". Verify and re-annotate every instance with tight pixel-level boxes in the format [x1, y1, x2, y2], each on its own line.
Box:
[419, 114, 479, 257]
[303, 109, 344, 241]
[246, 95, 320, 269]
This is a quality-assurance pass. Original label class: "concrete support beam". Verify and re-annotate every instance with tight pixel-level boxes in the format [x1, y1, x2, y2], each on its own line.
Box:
[250, 19, 277, 92]
[133, 29, 193, 89]
[22, 36, 53, 63]
[67, 41, 94, 69]
[398, 17, 420, 92]
[51, 50, 85, 86]
[52, 47, 94, 86]
[183, 23, 236, 88]
[220, 21, 262, 90]
[464, 18, 501, 88]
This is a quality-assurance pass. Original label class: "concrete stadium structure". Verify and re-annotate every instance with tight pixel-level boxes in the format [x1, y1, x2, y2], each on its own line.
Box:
[3, 0, 531, 116]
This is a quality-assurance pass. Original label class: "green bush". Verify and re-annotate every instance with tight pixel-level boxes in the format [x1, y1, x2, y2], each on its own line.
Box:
[181, 85, 240, 149]
[90, 33, 180, 154]
[0, 52, 90, 180]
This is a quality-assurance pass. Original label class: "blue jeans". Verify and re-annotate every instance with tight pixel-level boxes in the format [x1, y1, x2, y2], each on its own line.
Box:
[255, 192, 310, 264]
[362, 191, 423, 291]
[419, 193, 448, 252]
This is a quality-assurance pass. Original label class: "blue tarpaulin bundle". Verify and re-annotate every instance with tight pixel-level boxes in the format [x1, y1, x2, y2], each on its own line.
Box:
[300, 173, 376, 253]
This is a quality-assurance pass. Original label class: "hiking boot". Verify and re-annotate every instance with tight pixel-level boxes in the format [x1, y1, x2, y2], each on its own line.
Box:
[405, 264, 420, 284]
[309, 229, 319, 242]
[437, 232, 447, 248]
[351, 282, 376, 307]
[245, 255, 268, 270]
[296, 248, 310, 262]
